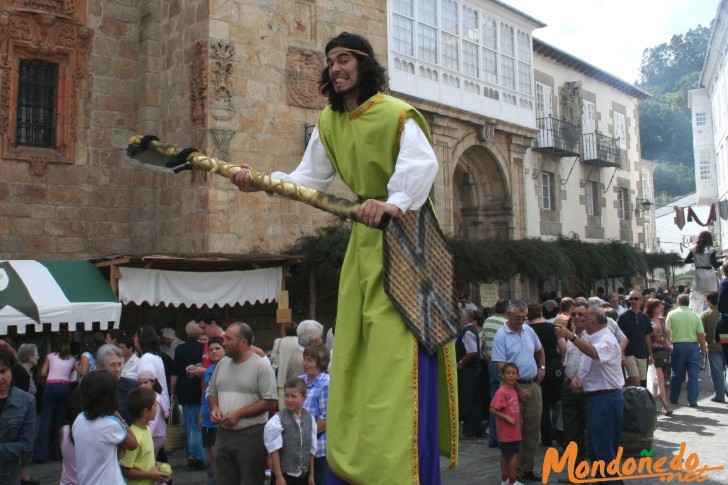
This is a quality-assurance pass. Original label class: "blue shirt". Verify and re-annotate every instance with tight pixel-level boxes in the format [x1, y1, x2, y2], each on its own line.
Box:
[617, 310, 653, 358]
[299, 372, 329, 458]
[491, 323, 543, 380]
[201, 363, 217, 429]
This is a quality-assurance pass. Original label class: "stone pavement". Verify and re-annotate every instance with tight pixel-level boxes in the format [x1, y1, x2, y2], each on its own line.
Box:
[441, 367, 728, 484]
[24, 367, 728, 484]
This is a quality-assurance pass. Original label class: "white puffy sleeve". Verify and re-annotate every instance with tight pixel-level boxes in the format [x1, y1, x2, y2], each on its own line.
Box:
[271, 126, 336, 191]
[385, 118, 438, 213]
[263, 414, 283, 453]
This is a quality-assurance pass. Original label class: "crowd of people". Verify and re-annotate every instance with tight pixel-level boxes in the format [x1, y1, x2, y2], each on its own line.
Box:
[0, 310, 333, 485]
[455, 274, 728, 485]
[1, 233, 726, 485]
[1, 282, 727, 485]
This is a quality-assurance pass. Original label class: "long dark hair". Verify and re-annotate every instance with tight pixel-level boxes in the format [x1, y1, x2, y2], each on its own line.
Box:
[319, 32, 388, 112]
[0, 346, 18, 374]
[80, 371, 119, 420]
[66, 386, 83, 444]
[56, 340, 71, 360]
[136, 325, 162, 356]
[696, 231, 713, 254]
[81, 332, 104, 356]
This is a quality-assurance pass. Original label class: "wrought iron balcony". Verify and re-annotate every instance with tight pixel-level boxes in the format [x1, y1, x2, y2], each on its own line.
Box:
[533, 116, 580, 157]
[581, 133, 620, 167]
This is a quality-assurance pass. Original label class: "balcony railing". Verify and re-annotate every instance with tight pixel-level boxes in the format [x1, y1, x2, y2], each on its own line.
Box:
[581, 133, 620, 167]
[533, 116, 580, 157]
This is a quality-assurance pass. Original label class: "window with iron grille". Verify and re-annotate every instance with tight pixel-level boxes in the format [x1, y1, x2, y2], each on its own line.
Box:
[16, 60, 58, 148]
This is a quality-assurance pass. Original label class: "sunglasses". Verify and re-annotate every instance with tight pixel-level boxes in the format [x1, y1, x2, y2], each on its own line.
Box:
[629, 297, 642, 301]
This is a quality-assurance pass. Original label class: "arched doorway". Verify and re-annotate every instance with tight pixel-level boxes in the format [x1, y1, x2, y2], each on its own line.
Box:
[453, 145, 511, 240]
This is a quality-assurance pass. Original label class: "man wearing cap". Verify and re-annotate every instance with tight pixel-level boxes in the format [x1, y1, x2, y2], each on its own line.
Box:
[230, 32, 455, 485]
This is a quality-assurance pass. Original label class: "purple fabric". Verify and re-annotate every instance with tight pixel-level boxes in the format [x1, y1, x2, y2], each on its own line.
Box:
[326, 345, 442, 485]
[418, 344, 442, 485]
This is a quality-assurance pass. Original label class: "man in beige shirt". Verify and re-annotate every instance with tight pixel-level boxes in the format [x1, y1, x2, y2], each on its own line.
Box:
[208, 322, 277, 484]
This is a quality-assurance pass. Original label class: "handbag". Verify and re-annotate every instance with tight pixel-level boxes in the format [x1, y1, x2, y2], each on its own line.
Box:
[647, 364, 660, 397]
[652, 348, 670, 368]
[164, 403, 186, 452]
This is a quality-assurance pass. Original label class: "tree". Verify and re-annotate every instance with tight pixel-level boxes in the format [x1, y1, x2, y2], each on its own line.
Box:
[639, 91, 693, 165]
[653, 161, 695, 198]
[638, 25, 710, 197]
[638, 26, 710, 91]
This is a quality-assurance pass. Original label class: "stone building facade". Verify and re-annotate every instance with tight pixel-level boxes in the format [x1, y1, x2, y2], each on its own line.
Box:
[527, 39, 652, 247]
[688, 0, 727, 248]
[1, 0, 391, 260]
[1, 0, 656, 301]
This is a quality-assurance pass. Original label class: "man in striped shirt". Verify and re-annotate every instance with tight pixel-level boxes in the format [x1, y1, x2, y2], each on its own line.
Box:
[482, 298, 509, 448]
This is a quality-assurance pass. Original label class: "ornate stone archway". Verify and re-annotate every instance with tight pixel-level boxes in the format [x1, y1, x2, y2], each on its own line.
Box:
[452, 144, 512, 240]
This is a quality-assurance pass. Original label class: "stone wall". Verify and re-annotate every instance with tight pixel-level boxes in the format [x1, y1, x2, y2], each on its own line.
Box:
[0, 0, 392, 259]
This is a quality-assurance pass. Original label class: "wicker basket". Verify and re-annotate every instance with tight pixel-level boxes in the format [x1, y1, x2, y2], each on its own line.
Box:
[164, 404, 186, 452]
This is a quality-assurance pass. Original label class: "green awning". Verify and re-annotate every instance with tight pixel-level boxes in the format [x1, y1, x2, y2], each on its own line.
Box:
[0, 260, 121, 334]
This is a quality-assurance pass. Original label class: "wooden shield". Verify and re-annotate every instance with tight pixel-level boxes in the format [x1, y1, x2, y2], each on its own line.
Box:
[383, 204, 460, 354]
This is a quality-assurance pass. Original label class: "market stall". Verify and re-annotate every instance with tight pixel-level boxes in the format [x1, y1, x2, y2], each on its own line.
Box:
[0, 260, 122, 335]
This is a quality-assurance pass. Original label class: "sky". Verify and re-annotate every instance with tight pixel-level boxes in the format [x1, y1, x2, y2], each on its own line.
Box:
[504, 0, 720, 84]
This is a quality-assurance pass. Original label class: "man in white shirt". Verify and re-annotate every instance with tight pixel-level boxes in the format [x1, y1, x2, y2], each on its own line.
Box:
[556, 307, 625, 485]
[118, 337, 139, 380]
[456, 308, 484, 439]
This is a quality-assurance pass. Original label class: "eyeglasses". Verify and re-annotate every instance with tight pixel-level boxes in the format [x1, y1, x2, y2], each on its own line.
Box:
[629, 297, 642, 301]
[572, 312, 585, 317]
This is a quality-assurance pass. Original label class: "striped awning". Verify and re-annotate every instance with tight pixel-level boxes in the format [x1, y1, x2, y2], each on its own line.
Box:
[0, 260, 121, 335]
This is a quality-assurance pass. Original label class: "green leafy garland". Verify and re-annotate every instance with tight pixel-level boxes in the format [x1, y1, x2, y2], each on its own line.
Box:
[285, 223, 682, 285]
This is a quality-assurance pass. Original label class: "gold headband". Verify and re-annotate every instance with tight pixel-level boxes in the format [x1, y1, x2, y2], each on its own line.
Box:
[326, 46, 370, 58]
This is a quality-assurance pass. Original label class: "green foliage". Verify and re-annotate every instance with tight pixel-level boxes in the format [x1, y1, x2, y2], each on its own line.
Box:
[644, 252, 684, 269]
[447, 236, 681, 286]
[447, 237, 571, 283]
[639, 90, 694, 165]
[637, 25, 710, 197]
[285, 224, 682, 290]
[653, 162, 696, 198]
[284, 220, 351, 272]
[638, 26, 710, 91]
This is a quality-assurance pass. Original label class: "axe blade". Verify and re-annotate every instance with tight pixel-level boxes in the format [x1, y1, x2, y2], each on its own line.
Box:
[124, 142, 177, 174]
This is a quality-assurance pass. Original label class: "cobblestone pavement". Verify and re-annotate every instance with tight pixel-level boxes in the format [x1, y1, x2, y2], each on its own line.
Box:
[442, 367, 728, 484]
[24, 368, 728, 484]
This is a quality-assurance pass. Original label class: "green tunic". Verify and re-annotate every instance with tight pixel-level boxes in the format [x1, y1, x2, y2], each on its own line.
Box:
[318, 93, 457, 484]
